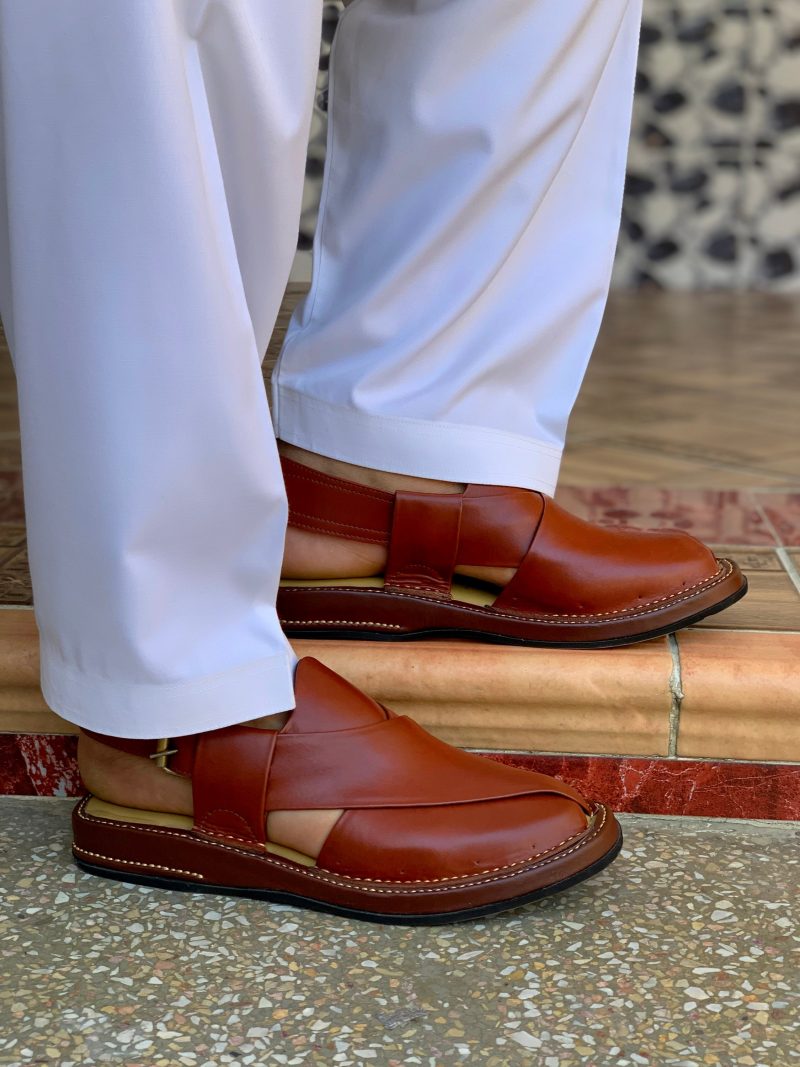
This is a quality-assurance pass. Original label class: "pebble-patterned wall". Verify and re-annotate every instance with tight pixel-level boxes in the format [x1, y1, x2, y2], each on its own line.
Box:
[298, 1, 800, 291]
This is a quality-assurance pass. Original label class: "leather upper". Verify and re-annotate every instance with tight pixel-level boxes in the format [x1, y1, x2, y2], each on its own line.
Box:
[281, 457, 720, 615]
[86, 657, 593, 880]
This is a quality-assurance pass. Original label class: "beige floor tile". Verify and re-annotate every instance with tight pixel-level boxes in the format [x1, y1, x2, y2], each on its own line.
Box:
[568, 292, 797, 484]
[677, 629, 800, 761]
[0, 613, 674, 756]
[693, 565, 800, 632]
[291, 638, 675, 756]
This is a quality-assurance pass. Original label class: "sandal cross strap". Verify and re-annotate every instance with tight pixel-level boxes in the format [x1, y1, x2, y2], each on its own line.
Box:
[74, 658, 622, 923]
[277, 457, 747, 647]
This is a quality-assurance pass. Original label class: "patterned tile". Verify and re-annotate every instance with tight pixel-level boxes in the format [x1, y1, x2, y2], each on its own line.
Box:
[742, 149, 800, 290]
[0, 523, 26, 548]
[634, 0, 750, 152]
[756, 491, 800, 545]
[554, 487, 777, 544]
[0, 570, 32, 605]
[749, 0, 800, 153]
[614, 143, 748, 289]
[708, 546, 783, 570]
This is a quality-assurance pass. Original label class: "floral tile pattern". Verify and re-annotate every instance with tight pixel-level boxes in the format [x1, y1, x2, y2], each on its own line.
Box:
[756, 491, 800, 545]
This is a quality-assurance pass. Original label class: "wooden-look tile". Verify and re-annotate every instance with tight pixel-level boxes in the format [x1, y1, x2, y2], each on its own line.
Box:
[614, 415, 797, 476]
[559, 439, 795, 488]
[755, 451, 800, 478]
[677, 629, 800, 761]
[571, 292, 798, 484]
[710, 547, 783, 571]
[0, 608, 41, 685]
[0, 524, 26, 548]
[0, 434, 21, 470]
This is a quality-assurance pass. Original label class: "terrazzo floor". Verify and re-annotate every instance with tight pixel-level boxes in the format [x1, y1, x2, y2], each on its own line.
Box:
[0, 800, 797, 1066]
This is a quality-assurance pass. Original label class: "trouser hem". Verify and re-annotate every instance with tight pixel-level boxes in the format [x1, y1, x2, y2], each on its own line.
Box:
[40, 646, 297, 739]
[274, 385, 562, 495]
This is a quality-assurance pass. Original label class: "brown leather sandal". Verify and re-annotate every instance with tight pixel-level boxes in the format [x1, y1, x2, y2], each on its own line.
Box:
[73, 658, 622, 924]
[277, 458, 746, 648]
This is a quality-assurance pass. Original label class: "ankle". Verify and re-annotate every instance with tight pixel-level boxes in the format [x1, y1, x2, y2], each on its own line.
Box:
[78, 728, 342, 859]
[278, 442, 515, 588]
[278, 441, 464, 497]
[78, 731, 194, 816]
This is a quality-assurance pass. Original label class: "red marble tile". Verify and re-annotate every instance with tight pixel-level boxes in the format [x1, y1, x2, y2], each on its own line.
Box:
[555, 487, 776, 545]
[484, 752, 800, 821]
[0, 735, 37, 794]
[2, 734, 799, 821]
[0, 735, 81, 796]
[17, 735, 82, 795]
[755, 492, 800, 547]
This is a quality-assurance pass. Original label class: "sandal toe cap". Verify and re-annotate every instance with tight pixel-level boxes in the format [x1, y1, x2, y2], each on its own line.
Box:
[315, 789, 594, 884]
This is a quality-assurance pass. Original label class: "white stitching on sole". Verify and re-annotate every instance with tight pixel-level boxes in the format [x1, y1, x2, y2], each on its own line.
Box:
[72, 846, 204, 881]
[279, 560, 734, 627]
[74, 797, 607, 897]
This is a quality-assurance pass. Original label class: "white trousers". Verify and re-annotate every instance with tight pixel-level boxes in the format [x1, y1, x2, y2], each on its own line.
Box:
[0, 0, 641, 737]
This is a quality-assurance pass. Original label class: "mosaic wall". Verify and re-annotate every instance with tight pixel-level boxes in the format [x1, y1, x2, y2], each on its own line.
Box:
[299, 1, 800, 291]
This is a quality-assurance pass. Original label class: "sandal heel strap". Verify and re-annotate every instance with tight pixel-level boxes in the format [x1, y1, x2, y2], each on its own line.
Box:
[281, 456, 394, 546]
[81, 729, 196, 776]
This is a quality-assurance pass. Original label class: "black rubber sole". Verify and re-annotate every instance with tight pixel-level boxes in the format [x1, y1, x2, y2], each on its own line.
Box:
[74, 825, 623, 927]
[280, 578, 748, 650]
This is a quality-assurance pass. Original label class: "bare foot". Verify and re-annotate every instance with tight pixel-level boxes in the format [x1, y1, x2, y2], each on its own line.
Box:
[78, 725, 342, 859]
[279, 442, 515, 587]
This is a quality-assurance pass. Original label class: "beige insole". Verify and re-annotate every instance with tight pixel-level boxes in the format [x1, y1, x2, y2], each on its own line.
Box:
[279, 575, 497, 607]
[84, 796, 317, 867]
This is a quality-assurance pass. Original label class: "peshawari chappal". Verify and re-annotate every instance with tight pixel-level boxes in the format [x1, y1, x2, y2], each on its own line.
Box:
[74, 658, 622, 925]
[276, 458, 746, 648]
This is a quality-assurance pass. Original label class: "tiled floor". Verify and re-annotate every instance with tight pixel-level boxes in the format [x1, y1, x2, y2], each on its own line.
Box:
[1, 799, 797, 1067]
